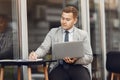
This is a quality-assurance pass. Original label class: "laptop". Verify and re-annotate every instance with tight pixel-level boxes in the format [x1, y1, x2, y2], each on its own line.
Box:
[52, 41, 84, 59]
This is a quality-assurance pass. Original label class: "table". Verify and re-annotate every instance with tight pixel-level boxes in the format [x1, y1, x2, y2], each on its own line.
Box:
[0, 59, 57, 80]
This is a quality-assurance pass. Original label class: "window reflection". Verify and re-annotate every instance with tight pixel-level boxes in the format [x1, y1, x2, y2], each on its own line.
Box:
[0, 0, 19, 59]
[89, 0, 103, 80]
[105, 0, 120, 52]
[0, 0, 20, 80]
[0, 14, 13, 59]
[105, 0, 120, 79]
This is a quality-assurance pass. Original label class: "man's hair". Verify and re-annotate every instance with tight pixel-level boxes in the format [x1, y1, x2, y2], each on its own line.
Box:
[62, 6, 78, 18]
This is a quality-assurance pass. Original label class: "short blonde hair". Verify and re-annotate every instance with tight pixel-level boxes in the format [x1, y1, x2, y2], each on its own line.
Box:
[62, 6, 78, 18]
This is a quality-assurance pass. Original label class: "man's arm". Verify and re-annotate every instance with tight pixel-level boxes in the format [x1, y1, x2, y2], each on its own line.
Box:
[75, 31, 93, 65]
[29, 51, 38, 60]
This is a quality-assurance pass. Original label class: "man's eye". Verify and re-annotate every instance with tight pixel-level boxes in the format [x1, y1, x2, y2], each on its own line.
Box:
[61, 17, 70, 21]
[66, 19, 70, 21]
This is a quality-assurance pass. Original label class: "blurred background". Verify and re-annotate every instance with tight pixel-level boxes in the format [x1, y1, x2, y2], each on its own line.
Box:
[0, 0, 120, 80]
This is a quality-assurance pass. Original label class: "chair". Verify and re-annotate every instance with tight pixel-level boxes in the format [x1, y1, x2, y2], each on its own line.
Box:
[106, 51, 120, 80]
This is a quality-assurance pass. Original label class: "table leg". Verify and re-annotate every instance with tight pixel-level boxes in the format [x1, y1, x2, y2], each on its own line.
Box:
[17, 66, 21, 80]
[27, 66, 32, 80]
[0, 66, 4, 80]
[0, 67, 1, 80]
[43, 65, 48, 80]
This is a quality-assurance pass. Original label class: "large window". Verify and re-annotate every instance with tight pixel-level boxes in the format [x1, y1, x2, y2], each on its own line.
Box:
[0, 0, 20, 80]
[89, 0, 105, 80]
[105, 0, 120, 79]
[105, 0, 120, 52]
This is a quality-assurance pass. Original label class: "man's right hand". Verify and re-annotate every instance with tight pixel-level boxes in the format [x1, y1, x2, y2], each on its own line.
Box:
[29, 51, 38, 60]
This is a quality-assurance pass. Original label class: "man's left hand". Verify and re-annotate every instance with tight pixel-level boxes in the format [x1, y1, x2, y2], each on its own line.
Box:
[63, 57, 77, 64]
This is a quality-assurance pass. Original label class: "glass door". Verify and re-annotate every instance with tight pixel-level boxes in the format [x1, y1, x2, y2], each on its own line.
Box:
[0, 0, 20, 79]
[89, 0, 106, 80]
[105, 0, 120, 79]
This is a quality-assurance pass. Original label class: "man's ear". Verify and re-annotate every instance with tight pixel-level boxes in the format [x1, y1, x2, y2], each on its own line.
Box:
[74, 18, 78, 24]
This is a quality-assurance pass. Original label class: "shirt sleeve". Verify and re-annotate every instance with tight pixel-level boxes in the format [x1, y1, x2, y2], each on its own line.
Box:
[35, 29, 53, 57]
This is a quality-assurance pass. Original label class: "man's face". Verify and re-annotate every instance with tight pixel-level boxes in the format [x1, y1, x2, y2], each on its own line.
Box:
[61, 12, 77, 30]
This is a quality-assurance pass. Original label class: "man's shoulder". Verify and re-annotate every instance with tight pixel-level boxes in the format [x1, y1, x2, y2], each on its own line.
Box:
[75, 27, 87, 34]
[49, 27, 61, 32]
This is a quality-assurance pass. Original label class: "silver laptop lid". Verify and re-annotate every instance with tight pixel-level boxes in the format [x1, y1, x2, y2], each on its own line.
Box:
[52, 41, 84, 59]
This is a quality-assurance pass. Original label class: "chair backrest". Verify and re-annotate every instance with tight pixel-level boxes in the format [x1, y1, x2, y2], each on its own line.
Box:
[106, 51, 120, 73]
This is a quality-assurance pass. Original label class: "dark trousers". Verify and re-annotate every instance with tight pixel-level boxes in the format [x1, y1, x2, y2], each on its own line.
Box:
[49, 64, 90, 80]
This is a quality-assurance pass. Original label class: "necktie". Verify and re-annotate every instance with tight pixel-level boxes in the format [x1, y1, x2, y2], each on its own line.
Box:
[64, 30, 69, 42]
[59, 30, 70, 69]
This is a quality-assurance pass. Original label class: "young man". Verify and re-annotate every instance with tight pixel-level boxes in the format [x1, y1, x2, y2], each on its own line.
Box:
[29, 6, 93, 80]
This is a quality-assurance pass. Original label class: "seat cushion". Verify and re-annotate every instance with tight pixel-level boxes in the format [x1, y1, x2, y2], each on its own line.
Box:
[106, 51, 120, 73]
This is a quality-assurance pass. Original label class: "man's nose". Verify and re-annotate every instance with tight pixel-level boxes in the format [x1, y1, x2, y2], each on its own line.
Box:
[63, 20, 67, 24]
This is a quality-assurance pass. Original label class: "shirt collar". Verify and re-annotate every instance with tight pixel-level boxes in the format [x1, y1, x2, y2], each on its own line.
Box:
[62, 26, 75, 33]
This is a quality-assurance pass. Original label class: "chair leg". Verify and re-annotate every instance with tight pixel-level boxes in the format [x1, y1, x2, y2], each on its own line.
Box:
[0, 66, 4, 80]
[43, 65, 48, 80]
[117, 74, 119, 80]
[115, 73, 120, 80]
[111, 73, 120, 80]
[111, 73, 114, 80]
[119, 74, 120, 80]
[117, 74, 120, 80]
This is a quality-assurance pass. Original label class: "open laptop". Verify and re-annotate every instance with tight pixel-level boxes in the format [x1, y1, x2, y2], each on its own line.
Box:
[52, 41, 84, 59]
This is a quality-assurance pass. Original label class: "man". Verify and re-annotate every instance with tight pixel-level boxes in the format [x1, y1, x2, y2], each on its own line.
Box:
[0, 14, 13, 59]
[29, 6, 93, 80]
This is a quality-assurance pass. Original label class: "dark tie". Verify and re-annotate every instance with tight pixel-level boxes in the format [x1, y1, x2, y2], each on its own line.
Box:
[59, 30, 70, 69]
[64, 30, 69, 42]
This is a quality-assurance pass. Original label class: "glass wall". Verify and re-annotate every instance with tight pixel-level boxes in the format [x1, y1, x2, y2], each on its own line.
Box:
[89, 0, 105, 80]
[0, 0, 20, 80]
[105, 0, 120, 52]
[105, 0, 120, 79]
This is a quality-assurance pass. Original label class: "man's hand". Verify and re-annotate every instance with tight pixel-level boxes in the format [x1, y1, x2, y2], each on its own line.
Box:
[29, 51, 38, 60]
[63, 57, 77, 64]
